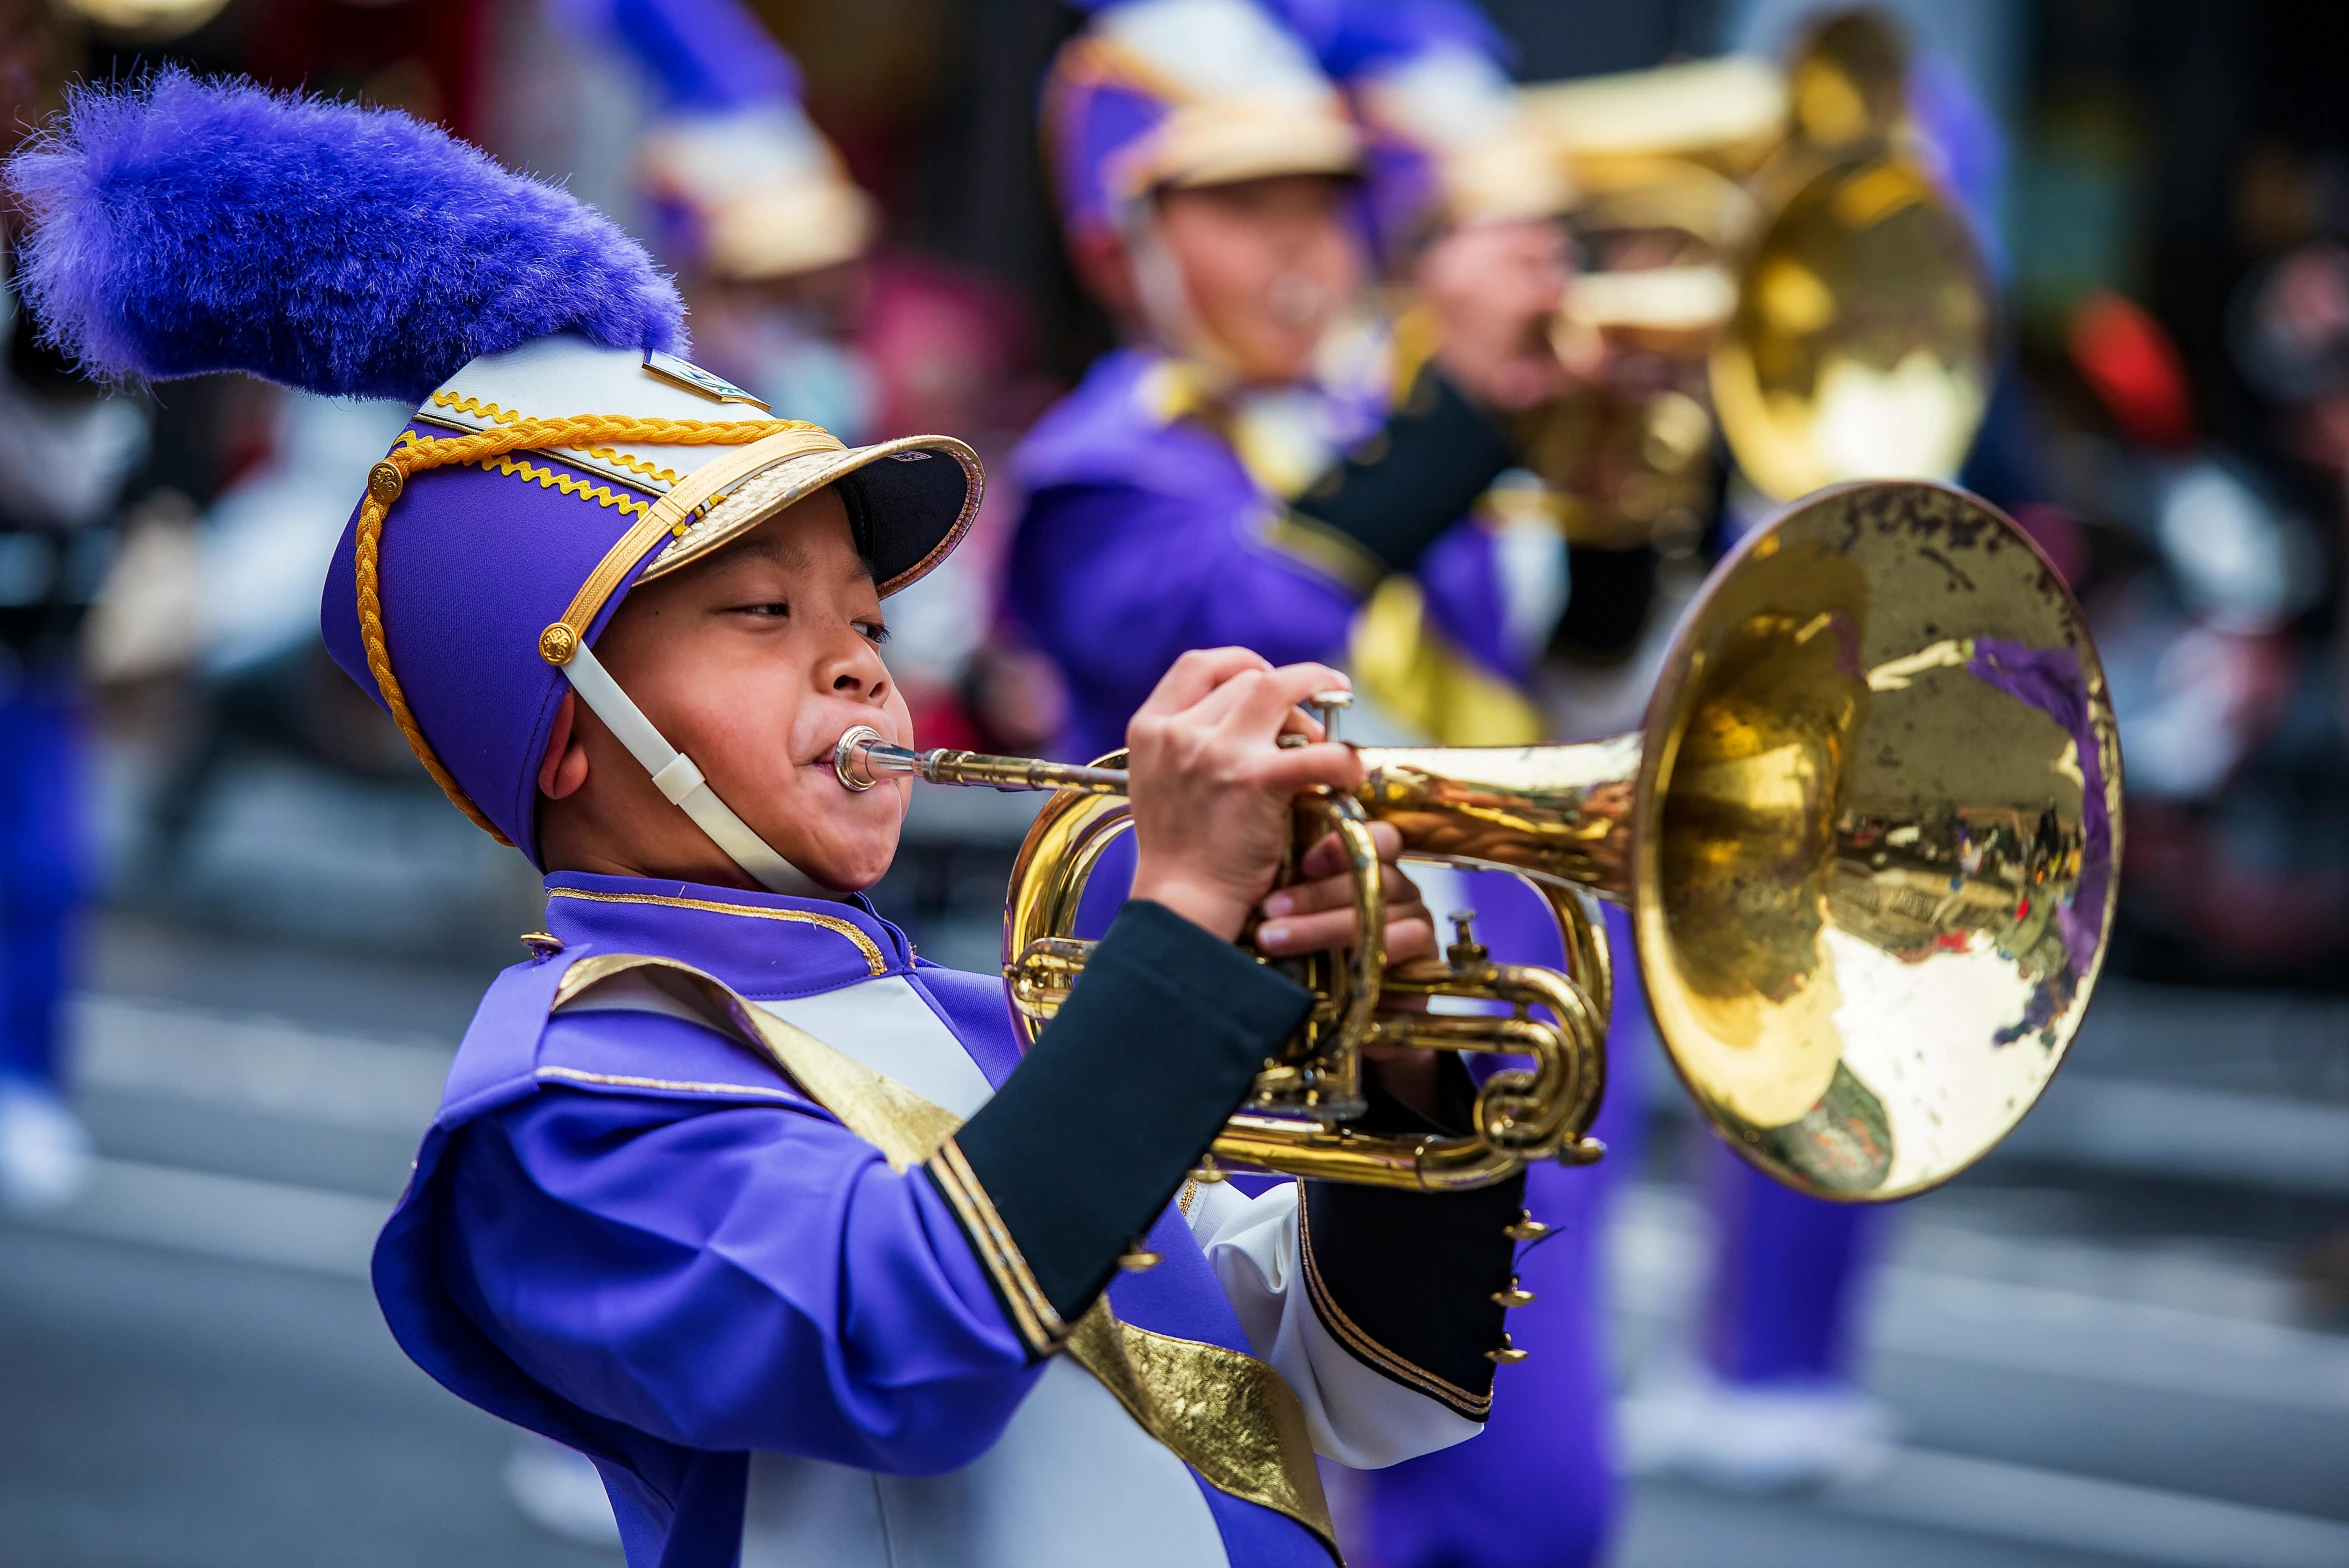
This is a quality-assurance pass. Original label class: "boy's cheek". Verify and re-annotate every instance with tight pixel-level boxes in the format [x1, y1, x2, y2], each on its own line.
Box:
[765, 769, 905, 889]
[811, 798, 905, 891]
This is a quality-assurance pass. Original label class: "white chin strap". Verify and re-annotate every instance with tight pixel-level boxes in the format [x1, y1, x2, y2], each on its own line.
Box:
[560, 640, 827, 898]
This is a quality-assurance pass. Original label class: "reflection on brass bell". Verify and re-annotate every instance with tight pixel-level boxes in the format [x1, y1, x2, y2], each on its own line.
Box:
[1118, 1240, 1162, 1273]
[519, 931, 564, 961]
[1492, 1277, 1536, 1309]
[1504, 1209, 1552, 1242]
[1487, 1334, 1529, 1365]
[1191, 1154, 1228, 1184]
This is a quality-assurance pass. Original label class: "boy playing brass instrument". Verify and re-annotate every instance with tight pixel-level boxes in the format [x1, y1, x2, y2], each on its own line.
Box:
[7, 73, 1530, 1567]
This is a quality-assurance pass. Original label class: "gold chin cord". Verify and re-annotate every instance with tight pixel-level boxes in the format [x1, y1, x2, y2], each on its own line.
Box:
[836, 481, 2123, 1202]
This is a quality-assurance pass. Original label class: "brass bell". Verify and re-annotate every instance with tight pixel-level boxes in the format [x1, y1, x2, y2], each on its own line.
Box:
[1486, 1334, 1529, 1365]
[1504, 1210, 1552, 1243]
[1491, 1277, 1536, 1309]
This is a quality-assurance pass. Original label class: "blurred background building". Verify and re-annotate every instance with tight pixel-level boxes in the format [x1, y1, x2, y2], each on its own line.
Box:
[1, 0, 2347, 1564]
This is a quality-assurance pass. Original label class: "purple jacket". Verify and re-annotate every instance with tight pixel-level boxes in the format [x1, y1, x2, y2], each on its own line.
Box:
[374, 873, 1522, 1568]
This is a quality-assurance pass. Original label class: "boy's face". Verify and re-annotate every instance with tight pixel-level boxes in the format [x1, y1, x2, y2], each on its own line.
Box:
[1155, 174, 1363, 384]
[534, 487, 913, 893]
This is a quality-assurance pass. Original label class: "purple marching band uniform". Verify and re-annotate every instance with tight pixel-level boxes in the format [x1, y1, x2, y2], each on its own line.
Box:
[1012, 4, 1627, 1563]
[6, 70, 1535, 1568]
[382, 878, 1513, 1567]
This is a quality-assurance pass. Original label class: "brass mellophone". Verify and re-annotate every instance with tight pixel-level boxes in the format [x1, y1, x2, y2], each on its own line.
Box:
[834, 480, 2122, 1205]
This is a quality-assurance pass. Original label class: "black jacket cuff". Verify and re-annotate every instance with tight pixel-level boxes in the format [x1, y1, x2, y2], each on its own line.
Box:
[1289, 366, 1518, 575]
[933, 901, 1309, 1353]
[1299, 1058, 1527, 1418]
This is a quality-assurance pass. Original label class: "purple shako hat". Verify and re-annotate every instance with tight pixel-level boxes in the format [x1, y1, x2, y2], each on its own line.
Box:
[1042, 0, 1362, 238]
[6, 70, 980, 879]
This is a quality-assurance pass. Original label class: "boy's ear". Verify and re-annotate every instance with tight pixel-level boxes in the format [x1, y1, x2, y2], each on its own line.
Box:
[538, 690, 590, 801]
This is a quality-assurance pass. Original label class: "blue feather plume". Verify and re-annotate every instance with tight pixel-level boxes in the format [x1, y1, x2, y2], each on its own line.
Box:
[5, 70, 687, 402]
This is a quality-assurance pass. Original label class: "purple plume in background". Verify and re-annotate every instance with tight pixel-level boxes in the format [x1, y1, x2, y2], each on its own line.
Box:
[3, 69, 686, 403]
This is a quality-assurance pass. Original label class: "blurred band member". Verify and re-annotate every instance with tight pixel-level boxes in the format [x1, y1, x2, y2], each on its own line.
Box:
[1278, 9, 1644, 1562]
[1010, 3, 1621, 1560]
[569, 0, 1038, 754]
[0, 293, 143, 1214]
[0, 5, 144, 1214]
[1013, 0, 1563, 760]
[1249, 8, 1646, 1563]
[558, 0, 880, 439]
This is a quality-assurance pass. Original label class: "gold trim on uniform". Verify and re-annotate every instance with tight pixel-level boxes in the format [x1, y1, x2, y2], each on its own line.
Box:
[1261, 510, 1389, 599]
[545, 886, 888, 974]
[1068, 1307, 1341, 1565]
[535, 1064, 807, 1101]
[1347, 574, 1548, 747]
[927, 1137, 1069, 1356]
[1298, 1183, 1493, 1421]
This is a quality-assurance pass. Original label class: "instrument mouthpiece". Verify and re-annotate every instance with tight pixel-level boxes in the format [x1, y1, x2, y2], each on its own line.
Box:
[834, 726, 917, 792]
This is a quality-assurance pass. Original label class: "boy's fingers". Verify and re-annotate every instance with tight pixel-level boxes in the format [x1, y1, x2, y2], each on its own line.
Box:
[1134, 647, 1273, 720]
[1217, 663, 1349, 743]
[1298, 822, 1403, 880]
[1254, 906, 1362, 954]
[1254, 906, 1441, 959]
[1261, 854, 1420, 921]
[1261, 873, 1353, 921]
[1255, 740, 1366, 798]
[1385, 911, 1439, 965]
[1182, 664, 1281, 731]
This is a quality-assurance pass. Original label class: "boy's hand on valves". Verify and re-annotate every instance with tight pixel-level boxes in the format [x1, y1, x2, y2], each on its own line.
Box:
[1126, 649, 1363, 943]
[1255, 821, 1436, 965]
[1265, 822, 1443, 1114]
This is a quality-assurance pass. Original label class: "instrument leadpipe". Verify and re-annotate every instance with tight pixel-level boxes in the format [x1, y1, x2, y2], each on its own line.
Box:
[834, 727, 1127, 795]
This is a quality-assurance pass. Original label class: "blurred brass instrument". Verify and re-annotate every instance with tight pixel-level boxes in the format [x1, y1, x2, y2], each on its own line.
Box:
[56, 0, 234, 40]
[838, 481, 2122, 1201]
[1517, 11, 1995, 547]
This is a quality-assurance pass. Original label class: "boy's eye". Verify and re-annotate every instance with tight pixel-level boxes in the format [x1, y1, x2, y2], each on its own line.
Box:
[856, 620, 892, 645]
[736, 601, 789, 619]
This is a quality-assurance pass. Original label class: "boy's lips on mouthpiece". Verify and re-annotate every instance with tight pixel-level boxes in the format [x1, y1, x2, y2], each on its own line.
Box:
[807, 727, 887, 770]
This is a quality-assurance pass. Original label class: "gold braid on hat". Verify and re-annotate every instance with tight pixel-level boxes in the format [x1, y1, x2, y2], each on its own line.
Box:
[354, 414, 821, 845]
